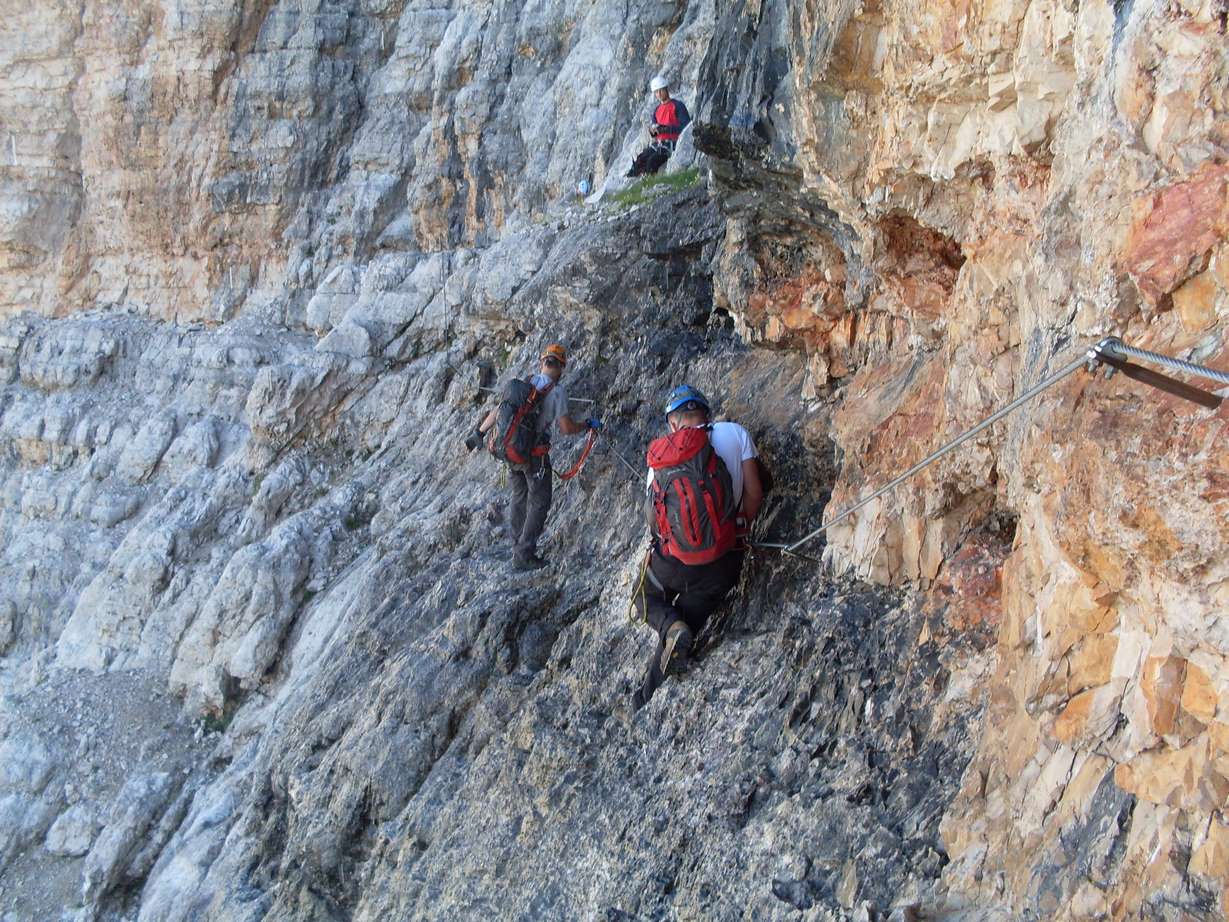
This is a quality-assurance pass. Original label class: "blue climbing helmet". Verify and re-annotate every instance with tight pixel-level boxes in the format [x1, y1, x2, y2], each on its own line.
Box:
[664, 384, 710, 416]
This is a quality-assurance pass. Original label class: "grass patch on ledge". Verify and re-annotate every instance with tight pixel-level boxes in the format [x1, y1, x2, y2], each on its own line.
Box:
[606, 167, 702, 208]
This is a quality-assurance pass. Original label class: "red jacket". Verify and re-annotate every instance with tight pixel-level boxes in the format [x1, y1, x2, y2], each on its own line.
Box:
[653, 99, 691, 143]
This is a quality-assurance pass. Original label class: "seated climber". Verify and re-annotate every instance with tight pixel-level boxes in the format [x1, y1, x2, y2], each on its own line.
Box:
[464, 344, 602, 571]
[626, 77, 691, 178]
[631, 385, 762, 710]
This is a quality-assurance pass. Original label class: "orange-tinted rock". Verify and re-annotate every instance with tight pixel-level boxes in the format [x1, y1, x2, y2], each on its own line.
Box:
[1173, 271, 1220, 332]
[928, 539, 1007, 630]
[1182, 662, 1218, 724]
[1053, 683, 1122, 747]
[763, 0, 1229, 915]
[1114, 739, 1206, 808]
[1065, 635, 1118, 696]
[1213, 242, 1229, 292]
[1141, 655, 1187, 738]
[1123, 162, 1229, 305]
[1210, 721, 1229, 759]
[1117, 506, 1184, 567]
[870, 214, 965, 321]
[1053, 690, 1095, 743]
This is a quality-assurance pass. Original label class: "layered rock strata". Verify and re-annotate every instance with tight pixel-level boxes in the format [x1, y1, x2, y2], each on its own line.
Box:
[0, 0, 1226, 919]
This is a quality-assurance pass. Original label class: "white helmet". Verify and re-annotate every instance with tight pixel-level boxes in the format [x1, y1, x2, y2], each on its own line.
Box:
[650, 76, 669, 92]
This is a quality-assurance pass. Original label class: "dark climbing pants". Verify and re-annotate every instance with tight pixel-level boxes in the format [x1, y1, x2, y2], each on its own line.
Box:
[633, 548, 745, 704]
[508, 456, 552, 560]
[628, 142, 674, 178]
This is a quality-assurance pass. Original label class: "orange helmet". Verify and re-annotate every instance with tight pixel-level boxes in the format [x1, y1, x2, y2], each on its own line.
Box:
[540, 343, 568, 367]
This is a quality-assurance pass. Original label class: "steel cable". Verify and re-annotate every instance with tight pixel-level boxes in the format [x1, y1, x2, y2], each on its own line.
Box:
[767, 336, 1225, 555]
[771, 347, 1099, 554]
[1096, 337, 1229, 387]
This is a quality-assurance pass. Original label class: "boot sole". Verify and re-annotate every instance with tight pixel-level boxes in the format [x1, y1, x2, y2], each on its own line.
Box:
[660, 625, 693, 677]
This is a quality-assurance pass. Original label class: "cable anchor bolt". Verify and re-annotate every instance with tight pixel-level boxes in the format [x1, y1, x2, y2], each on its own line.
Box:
[1086, 336, 1122, 378]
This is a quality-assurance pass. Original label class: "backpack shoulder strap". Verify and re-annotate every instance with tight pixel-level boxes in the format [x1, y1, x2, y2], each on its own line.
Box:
[522, 378, 553, 406]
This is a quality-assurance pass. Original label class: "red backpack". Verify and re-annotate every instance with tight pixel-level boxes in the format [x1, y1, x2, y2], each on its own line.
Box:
[646, 427, 737, 565]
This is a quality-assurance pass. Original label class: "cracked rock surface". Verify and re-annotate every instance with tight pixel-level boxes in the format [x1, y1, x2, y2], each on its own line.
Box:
[0, 184, 982, 920]
[1, 0, 1228, 920]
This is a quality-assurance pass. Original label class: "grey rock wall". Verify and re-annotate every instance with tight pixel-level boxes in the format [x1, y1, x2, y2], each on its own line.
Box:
[0, 0, 722, 318]
[0, 176, 981, 919]
[5, 0, 1222, 918]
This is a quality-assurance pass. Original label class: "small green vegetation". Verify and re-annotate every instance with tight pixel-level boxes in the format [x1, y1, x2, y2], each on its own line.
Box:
[200, 705, 235, 735]
[343, 502, 375, 532]
[606, 168, 702, 208]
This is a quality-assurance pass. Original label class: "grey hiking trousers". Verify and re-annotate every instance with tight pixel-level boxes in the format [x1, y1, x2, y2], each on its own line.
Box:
[508, 455, 552, 561]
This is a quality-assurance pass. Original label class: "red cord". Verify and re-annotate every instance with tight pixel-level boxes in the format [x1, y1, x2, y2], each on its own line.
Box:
[555, 429, 598, 481]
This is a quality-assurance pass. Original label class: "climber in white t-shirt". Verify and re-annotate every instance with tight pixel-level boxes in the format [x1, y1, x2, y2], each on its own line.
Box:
[632, 384, 764, 710]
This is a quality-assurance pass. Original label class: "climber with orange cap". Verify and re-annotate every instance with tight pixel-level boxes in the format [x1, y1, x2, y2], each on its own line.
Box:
[626, 77, 691, 178]
[465, 344, 602, 571]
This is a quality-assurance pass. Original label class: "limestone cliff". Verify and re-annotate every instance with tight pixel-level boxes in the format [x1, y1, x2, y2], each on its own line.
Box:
[0, 1, 1226, 920]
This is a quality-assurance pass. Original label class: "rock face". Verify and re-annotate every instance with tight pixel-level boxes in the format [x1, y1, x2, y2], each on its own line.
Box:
[690, 2, 1228, 918]
[0, 0, 1227, 920]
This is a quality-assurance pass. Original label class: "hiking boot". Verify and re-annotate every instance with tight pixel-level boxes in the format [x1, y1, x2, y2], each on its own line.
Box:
[659, 620, 693, 677]
[512, 553, 548, 572]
